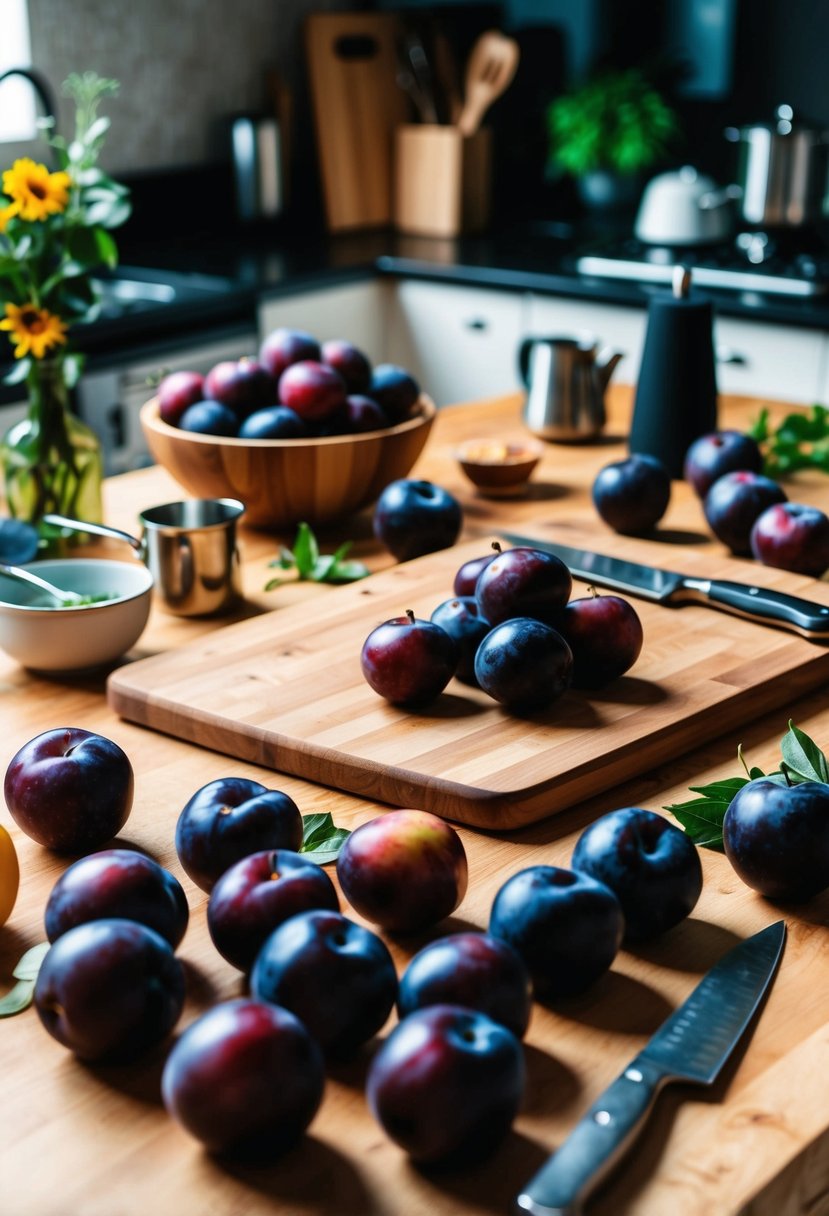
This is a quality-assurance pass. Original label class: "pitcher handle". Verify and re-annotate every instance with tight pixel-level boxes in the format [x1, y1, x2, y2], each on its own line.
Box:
[518, 337, 536, 388]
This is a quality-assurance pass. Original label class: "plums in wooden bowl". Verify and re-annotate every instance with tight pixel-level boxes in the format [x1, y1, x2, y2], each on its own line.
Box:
[139, 394, 436, 530]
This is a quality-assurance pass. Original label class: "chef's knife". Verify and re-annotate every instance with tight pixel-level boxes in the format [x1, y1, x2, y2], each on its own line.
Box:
[514, 920, 786, 1216]
[499, 533, 829, 640]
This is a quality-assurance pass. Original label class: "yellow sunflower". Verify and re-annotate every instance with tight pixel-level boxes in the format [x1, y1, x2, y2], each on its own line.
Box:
[0, 200, 19, 233]
[2, 158, 71, 222]
[0, 302, 68, 359]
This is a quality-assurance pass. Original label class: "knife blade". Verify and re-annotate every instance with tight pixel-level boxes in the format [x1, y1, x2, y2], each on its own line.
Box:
[515, 920, 786, 1216]
[499, 532, 829, 640]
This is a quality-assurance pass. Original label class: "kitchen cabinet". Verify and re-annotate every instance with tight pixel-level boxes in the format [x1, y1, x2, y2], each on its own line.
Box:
[714, 316, 827, 404]
[527, 293, 647, 386]
[257, 279, 389, 363]
[385, 280, 529, 407]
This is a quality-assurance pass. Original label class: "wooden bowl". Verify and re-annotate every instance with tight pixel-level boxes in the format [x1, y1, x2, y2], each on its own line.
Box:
[140, 396, 437, 530]
[455, 437, 544, 497]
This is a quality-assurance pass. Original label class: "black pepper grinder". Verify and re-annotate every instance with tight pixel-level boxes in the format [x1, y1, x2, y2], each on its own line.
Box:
[628, 266, 718, 477]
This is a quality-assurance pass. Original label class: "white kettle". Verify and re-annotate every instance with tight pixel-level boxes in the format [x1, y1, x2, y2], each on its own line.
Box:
[634, 166, 738, 246]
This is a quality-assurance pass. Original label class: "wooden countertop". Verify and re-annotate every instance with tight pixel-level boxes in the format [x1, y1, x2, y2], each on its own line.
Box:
[4, 386, 829, 1216]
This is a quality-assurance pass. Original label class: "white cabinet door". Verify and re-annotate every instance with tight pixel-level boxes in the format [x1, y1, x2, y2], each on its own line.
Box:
[527, 294, 647, 387]
[258, 279, 389, 363]
[713, 318, 827, 404]
[386, 280, 529, 407]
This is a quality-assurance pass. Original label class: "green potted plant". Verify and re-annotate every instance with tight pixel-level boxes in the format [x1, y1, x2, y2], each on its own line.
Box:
[546, 67, 679, 209]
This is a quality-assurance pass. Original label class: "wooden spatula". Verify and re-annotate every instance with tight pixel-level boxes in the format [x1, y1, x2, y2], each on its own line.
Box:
[457, 30, 519, 137]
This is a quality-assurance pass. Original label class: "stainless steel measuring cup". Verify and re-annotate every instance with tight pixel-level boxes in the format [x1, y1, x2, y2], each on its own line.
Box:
[43, 498, 245, 617]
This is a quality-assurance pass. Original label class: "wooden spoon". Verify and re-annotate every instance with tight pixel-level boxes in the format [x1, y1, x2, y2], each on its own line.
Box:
[457, 31, 519, 137]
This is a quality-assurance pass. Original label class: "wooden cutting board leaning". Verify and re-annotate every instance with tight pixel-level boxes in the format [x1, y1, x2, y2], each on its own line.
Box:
[107, 529, 829, 830]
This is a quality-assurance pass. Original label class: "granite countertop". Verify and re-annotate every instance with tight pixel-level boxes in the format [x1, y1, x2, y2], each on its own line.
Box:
[4, 219, 829, 391]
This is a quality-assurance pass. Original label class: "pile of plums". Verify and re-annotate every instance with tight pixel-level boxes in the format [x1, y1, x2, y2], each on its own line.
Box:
[156, 327, 421, 439]
[361, 541, 644, 711]
[592, 431, 829, 578]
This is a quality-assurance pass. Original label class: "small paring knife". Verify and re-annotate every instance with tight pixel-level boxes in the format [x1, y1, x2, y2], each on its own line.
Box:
[515, 921, 786, 1216]
[499, 533, 829, 640]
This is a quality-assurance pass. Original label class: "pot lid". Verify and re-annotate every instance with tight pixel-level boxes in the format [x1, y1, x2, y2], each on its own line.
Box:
[725, 104, 829, 140]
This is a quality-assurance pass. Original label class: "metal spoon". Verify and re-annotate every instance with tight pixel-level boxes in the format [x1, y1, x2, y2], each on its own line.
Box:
[0, 562, 91, 607]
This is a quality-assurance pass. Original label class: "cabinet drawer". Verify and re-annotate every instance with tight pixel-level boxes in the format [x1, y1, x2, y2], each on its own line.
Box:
[713, 319, 826, 404]
[386, 281, 528, 407]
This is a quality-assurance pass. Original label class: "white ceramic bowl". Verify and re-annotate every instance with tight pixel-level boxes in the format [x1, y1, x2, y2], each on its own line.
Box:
[0, 559, 154, 671]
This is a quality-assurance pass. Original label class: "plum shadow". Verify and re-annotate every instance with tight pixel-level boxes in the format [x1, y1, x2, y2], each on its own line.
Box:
[412, 1128, 552, 1213]
[521, 1043, 581, 1117]
[586, 676, 669, 707]
[623, 917, 743, 973]
[541, 968, 674, 1035]
[220, 1134, 379, 1214]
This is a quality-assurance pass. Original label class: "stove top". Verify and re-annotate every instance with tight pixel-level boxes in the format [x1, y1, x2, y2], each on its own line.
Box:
[575, 234, 829, 297]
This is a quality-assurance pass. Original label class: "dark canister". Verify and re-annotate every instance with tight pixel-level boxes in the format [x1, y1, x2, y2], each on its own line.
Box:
[628, 267, 718, 477]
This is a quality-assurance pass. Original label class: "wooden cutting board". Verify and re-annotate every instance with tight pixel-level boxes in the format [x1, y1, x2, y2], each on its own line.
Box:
[107, 529, 829, 830]
[305, 12, 409, 231]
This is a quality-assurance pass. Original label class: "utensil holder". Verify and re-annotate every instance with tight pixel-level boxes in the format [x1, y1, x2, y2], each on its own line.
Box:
[393, 125, 491, 238]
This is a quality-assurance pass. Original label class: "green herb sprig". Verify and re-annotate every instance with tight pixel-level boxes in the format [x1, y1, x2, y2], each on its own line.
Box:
[0, 942, 49, 1017]
[300, 812, 350, 865]
[265, 522, 369, 591]
[666, 721, 829, 850]
[748, 405, 829, 478]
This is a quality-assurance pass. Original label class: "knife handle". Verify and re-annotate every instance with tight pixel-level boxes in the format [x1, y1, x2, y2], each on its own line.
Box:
[705, 580, 829, 638]
[514, 1060, 669, 1216]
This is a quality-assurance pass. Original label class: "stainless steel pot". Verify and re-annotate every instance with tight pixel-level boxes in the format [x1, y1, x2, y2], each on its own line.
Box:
[725, 104, 829, 227]
[229, 114, 282, 223]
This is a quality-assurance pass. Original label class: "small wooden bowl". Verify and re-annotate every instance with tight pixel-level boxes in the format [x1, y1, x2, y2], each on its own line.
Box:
[140, 396, 436, 530]
[455, 437, 544, 497]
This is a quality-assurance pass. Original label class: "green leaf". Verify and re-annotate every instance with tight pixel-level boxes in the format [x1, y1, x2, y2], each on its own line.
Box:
[327, 559, 370, 583]
[13, 941, 50, 981]
[2, 358, 32, 386]
[263, 577, 285, 591]
[0, 979, 36, 1018]
[311, 554, 337, 582]
[93, 228, 118, 269]
[292, 522, 319, 578]
[780, 720, 829, 783]
[300, 811, 350, 863]
[666, 776, 750, 850]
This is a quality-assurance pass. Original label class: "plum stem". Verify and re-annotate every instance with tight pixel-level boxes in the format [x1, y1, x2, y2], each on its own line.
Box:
[406, 609, 415, 624]
[587, 584, 600, 598]
[491, 541, 502, 554]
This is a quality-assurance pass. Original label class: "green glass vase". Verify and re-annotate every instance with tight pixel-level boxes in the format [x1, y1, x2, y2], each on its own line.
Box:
[0, 357, 103, 536]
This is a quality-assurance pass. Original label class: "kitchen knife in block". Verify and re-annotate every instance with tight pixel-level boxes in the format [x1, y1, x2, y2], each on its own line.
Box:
[515, 921, 786, 1216]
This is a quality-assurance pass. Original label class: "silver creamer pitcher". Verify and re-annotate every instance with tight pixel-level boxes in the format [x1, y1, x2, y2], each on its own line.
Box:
[518, 335, 623, 441]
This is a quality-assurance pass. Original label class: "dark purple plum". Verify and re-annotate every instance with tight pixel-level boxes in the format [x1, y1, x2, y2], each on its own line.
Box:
[34, 918, 185, 1061]
[336, 809, 468, 934]
[453, 551, 497, 597]
[162, 998, 324, 1155]
[179, 400, 239, 437]
[238, 405, 308, 439]
[250, 909, 398, 1056]
[555, 590, 644, 689]
[259, 327, 321, 380]
[750, 502, 829, 577]
[703, 470, 787, 555]
[367, 363, 420, 421]
[571, 808, 702, 941]
[723, 778, 829, 901]
[592, 454, 671, 535]
[4, 727, 134, 853]
[44, 848, 188, 948]
[344, 394, 390, 433]
[278, 360, 346, 422]
[475, 545, 572, 626]
[430, 596, 490, 684]
[204, 358, 275, 418]
[684, 429, 764, 498]
[175, 777, 303, 893]
[207, 849, 339, 972]
[489, 865, 623, 997]
[367, 1004, 525, 1164]
[158, 370, 205, 426]
[361, 610, 458, 706]
[321, 338, 372, 394]
[397, 931, 533, 1038]
[373, 478, 463, 561]
[474, 617, 573, 711]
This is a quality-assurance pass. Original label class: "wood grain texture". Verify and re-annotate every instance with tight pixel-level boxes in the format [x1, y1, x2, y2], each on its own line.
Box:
[107, 532, 829, 830]
[304, 12, 409, 231]
[394, 125, 492, 238]
[139, 396, 435, 529]
[5, 390, 829, 1216]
